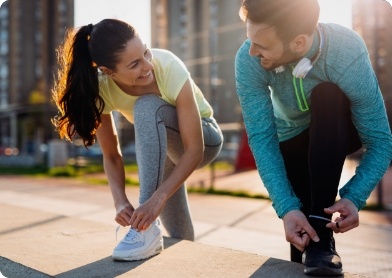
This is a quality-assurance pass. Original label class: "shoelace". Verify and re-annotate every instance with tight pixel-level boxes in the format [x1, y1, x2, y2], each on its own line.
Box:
[124, 228, 142, 243]
[115, 225, 142, 243]
[309, 215, 332, 223]
[116, 225, 120, 241]
[115, 219, 159, 240]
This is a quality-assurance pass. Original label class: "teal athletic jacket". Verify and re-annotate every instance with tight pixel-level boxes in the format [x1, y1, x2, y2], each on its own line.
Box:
[235, 23, 392, 218]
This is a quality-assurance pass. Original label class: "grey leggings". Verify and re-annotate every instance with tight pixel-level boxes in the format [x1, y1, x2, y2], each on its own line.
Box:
[133, 94, 223, 241]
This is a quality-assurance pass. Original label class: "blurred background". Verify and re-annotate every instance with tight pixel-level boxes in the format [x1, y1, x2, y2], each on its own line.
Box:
[0, 0, 391, 170]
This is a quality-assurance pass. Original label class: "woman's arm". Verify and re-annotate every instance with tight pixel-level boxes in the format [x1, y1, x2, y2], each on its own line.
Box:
[96, 113, 135, 226]
[130, 79, 204, 230]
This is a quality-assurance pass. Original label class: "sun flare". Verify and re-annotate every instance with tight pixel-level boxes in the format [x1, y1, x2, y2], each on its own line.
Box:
[318, 0, 353, 28]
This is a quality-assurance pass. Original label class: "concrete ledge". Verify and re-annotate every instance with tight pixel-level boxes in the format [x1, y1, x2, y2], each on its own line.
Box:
[0, 204, 366, 278]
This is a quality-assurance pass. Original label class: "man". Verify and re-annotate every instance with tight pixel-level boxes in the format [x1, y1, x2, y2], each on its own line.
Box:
[235, 0, 392, 276]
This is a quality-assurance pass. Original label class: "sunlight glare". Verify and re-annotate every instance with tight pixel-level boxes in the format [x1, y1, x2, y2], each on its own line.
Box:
[318, 0, 352, 29]
[74, 0, 151, 46]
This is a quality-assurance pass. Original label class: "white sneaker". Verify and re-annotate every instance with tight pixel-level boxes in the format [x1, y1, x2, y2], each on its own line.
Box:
[112, 220, 163, 261]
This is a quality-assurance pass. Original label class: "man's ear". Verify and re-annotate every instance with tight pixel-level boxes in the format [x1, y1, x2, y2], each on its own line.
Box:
[99, 66, 113, 76]
[290, 34, 308, 54]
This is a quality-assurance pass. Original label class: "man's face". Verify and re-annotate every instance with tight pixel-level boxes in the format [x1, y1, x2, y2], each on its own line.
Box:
[246, 21, 299, 70]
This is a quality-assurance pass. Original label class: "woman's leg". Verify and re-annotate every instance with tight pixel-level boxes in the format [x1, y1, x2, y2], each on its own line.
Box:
[160, 116, 222, 240]
[133, 94, 223, 240]
[159, 158, 194, 240]
[134, 95, 172, 203]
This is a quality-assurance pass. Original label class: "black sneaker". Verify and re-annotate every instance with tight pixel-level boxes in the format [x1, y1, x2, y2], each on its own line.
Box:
[304, 218, 343, 276]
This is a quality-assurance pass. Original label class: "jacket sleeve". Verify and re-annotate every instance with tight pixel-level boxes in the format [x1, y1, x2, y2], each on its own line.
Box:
[235, 40, 301, 218]
[334, 52, 392, 209]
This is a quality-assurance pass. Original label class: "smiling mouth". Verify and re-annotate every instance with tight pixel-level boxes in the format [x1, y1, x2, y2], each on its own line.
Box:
[139, 71, 151, 79]
[260, 57, 269, 63]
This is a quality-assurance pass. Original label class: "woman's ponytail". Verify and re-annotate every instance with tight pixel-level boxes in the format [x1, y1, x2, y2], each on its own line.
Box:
[52, 19, 136, 147]
[52, 24, 104, 147]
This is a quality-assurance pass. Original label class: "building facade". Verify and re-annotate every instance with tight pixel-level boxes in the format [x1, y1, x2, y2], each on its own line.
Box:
[151, 0, 392, 126]
[0, 0, 73, 158]
[352, 0, 392, 125]
[151, 0, 246, 124]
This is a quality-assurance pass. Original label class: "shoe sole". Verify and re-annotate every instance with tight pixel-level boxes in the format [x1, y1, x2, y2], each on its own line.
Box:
[304, 266, 343, 276]
[112, 237, 163, 261]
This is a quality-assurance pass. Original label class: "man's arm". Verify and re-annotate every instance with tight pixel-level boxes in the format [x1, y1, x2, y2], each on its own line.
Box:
[235, 40, 302, 218]
[334, 52, 392, 210]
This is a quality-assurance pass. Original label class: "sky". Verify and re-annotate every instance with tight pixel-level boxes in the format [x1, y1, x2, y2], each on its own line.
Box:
[1, 0, 390, 42]
[74, 0, 151, 46]
[73, 0, 358, 47]
[318, 0, 353, 28]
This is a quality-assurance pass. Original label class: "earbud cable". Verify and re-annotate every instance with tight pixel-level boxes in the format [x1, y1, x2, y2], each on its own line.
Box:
[292, 76, 309, 112]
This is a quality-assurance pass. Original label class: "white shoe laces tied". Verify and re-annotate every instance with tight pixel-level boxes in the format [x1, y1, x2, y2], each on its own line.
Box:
[124, 228, 142, 243]
[116, 225, 142, 243]
[115, 219, 159, 240]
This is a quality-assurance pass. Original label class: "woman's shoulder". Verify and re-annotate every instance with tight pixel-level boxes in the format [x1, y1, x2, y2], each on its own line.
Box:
[98, 72, 108, 89]
[151, 48, 177, 58]
[98, 72, 112, 94]
[98, 72, 123, 98]
[152, 48, 186, 67]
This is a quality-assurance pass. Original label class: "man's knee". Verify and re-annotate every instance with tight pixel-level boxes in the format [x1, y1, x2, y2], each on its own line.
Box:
[311, 82, 350, 111]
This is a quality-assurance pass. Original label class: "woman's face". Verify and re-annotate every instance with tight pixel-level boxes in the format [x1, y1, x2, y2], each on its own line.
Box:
[109, 36, 154, 89]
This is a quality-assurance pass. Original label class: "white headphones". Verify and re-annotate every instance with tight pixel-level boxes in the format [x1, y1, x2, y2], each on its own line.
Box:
[292, 26, 324, 78]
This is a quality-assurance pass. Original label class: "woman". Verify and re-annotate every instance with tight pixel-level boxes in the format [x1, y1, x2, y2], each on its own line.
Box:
[52, 19, 223, 261]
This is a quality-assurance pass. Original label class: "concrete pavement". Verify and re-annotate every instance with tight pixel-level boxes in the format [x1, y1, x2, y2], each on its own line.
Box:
[0, 161, 391, 277]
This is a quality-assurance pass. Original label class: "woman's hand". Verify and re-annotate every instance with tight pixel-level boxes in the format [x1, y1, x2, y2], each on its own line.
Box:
[115, 202, 135, 227]
[129, 192, 167, 231]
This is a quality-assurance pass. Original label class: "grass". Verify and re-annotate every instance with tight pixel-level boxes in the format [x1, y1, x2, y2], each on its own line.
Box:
[0, 164, 105, 177]
[0, 163, 133, 177]
[0, 165, 48, 175]
[82, 176, 140, 186]
[0, 162, 142, 188]
[0, 161, 388, 211]
[187, 186, 270, 200]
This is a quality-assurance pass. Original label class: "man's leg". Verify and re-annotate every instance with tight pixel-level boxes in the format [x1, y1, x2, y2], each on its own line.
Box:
[309, 83, 356, 218]
[279, 130, 311, 263]
[305, 82, 361, 276]
[280, 82, 361, 265]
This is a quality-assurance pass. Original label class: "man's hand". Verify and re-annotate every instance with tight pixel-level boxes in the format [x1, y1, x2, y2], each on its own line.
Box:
[325, 198, 359, 233]
[282, 210, 320, 252]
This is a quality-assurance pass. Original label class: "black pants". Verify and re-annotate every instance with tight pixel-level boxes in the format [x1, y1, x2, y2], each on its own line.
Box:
[279, 83, 362, 262]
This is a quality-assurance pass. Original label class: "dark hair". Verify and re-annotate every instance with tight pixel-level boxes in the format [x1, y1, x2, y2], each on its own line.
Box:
[52, 19, 136, 146]
[239, 0, 320, 42]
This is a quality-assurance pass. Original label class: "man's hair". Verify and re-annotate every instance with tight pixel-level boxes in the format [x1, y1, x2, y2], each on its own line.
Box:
[239, 0, 320, 42]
